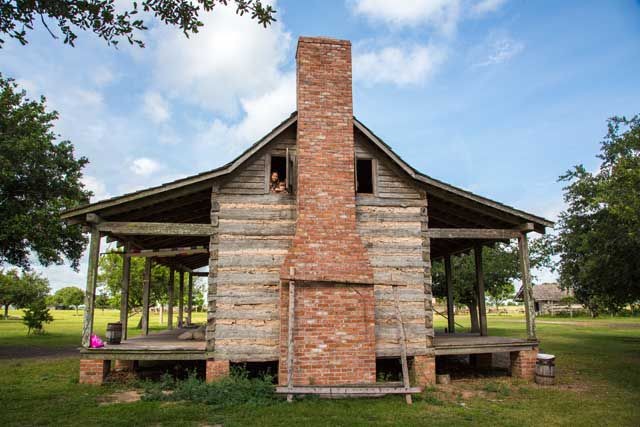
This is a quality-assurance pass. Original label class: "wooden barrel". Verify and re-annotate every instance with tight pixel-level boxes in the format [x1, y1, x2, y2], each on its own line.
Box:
[105, 322, 123, 345]
[535, 353, 556, 385]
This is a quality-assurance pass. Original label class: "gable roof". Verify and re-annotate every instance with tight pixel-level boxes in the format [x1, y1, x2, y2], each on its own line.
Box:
[516, 282, 572, 301]
[62, 112, 554, 231]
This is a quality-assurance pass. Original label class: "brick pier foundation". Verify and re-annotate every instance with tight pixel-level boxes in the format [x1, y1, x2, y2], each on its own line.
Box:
[79, 359, 110, 385]
[510, 348, 538, 380]
[413, 354, 436, 387]
[206, 360, 230, 383]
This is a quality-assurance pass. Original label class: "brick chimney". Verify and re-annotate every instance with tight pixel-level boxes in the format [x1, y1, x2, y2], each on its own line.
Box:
[281, 37, 373, 284]
[278, 37, 376, 387]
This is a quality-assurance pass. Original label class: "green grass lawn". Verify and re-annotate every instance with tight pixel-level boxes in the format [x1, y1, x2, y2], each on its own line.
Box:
[1, 310, 639, 426]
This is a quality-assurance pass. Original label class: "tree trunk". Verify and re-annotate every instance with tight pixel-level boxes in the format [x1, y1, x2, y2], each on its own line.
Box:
[4, 304, 8, 320]
[159, 303, 164, 324]
[468, 303, 480, 333]
[136, 316, 143, 329]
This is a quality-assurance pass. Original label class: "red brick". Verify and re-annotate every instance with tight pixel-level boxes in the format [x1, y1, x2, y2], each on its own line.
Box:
[206, 359, 230, 383]
[279, 282, 376, 386]
[413, 355, 436, 387]
[79, 359, 110, 385]
[510, 348, 538, 381]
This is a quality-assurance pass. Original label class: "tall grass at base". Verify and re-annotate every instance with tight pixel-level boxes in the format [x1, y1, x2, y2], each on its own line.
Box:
[141, 368, 278, 407]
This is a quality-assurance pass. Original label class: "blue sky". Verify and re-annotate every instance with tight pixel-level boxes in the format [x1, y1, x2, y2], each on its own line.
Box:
[2, 0, 639, 290]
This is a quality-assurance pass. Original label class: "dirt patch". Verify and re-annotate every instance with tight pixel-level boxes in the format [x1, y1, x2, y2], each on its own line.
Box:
[0, 345, 78, 360]
[98, 390, 143, 405]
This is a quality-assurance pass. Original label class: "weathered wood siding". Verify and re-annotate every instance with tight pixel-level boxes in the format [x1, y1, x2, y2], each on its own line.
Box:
[208, 127, 296, 361]
[207, 127, 433, 361]
[355, 131, 433, 357]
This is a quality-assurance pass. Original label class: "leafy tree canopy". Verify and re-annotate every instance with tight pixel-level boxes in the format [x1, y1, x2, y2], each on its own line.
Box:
[50, 286, 84, 310]
[431, 238, 554, 329]
[0, 269, 50, 319]
[0, 76, 90, 270]
[0, 0, 276, 48]
[556, 115, 640, 314]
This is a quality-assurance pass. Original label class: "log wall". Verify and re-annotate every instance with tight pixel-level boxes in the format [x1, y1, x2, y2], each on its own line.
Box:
[207, 127, 433, 361]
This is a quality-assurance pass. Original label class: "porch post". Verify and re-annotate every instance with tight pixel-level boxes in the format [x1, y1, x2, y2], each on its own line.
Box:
[120, 243, 131, 340]
[178, 271, 184, 328]
[167, 268, 174, 330]
[518, 232, 537, 340]
[187, 272, 193, 325]
[474, 244, 488, 336]
[81, 226, 101, 348]
[444, 254, 455, 334]
[141, 257, 152, 336]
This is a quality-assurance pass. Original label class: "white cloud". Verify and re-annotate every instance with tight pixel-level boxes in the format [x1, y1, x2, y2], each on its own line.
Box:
[93, 66, 117, 86]
[473, 35, 524, 67]
[350, 0, 461, 34]
[148, 2, 292, 117]
[354, 44, 446, 86]
[470, 0, 507, 16]
[194, 72, 295, 160]
[82, 175, 111, 202]
[130, 157, 162, 176]
[143, 91, 171, 123]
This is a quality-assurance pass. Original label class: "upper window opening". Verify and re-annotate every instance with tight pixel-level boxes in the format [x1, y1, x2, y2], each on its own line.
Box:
[270, 156, 287, 193]
[356, 159, 374, 194]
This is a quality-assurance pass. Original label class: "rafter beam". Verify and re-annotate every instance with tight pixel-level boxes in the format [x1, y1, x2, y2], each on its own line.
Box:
[427, 228, 520, 240]
[96, 221, 215, 236]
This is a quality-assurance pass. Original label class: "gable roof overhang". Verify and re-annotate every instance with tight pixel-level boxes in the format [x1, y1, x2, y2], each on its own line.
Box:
[62, 112, 553, 266]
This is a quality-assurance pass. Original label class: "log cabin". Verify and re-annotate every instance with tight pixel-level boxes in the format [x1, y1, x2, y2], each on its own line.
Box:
[62, 36, 553, 396]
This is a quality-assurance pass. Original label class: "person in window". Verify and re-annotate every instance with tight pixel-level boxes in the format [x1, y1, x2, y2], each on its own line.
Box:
[269, 171, 287, 193]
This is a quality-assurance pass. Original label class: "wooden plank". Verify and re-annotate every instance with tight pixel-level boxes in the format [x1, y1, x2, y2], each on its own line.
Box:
[81, 226, 101, 348]
[518, 232, 537, 340]
[393, 285, 413, 405]
[427, 228, 520, 240]
[286, 277, 295, 403]
[168, 268, 174, 330]
[178, 271, 184, 328]
[474, 245, 488, 336]
[187, 272, 193, 326]
[120, 244, 131, 340]
[276, 386, 423, 395]
[125, 247, 208, 258]
[141, 257, 152, 336]
[97, 221, 215, 236]
[445, 255, 455, 334]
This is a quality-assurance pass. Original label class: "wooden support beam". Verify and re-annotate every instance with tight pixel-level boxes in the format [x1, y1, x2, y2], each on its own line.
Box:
[427, 228, 520, 240]
[81, 226, 101, 348]
[120, 243, 131, 340]
[96, 221, 215, 236]
[141, 258, 152, 336]
[191, 271, 209, 277]
[393, 285, 412, 405]
[178, 271, 185, 328]
[124, 246, 208, 258]
[276, 386, 423, 395]
[167, 268, 174, 330]
[518, 232, 537, 340]
[187, 272, 193, 326]
[286, 270, 296, 403]
[474, 244, 488, 337]
[444, 254, 455, 334]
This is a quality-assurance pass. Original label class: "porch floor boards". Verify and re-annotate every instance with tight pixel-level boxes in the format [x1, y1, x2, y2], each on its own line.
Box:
[433, 332, 537, 356]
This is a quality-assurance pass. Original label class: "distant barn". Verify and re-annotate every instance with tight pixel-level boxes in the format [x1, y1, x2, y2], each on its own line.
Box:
[516, 282, 578, 315]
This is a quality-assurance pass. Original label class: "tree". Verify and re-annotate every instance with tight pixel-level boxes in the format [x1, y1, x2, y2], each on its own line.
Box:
[0, 269, 51, 319]
[0, 0, 276, 48]
[0, 76, 90, 271]
[51, 286, 84, 313]
[556, 115, 640, 314]
[432, 237, 554, 331]
[22, 299, 54, 335]
[98, 252, 171, 312]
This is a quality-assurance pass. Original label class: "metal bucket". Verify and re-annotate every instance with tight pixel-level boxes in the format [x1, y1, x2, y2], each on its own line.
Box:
[106, 322, 123, 345]
[535, 353, 556, 385]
